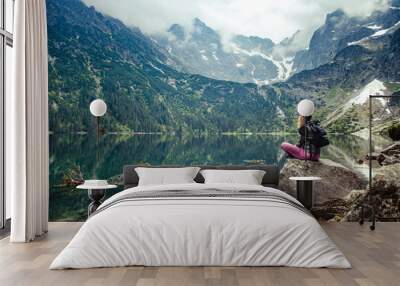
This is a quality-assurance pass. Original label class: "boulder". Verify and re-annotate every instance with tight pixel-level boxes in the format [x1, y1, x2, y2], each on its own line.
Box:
[340, 189, 368, 221]
[369, 163, 400, 219]
[387, 122, 400, 141]
[109, 174, 124, 186]
[311, 198, 350, 221]
[279, 159, 366, 204]
[343, 163, 400, 221]
[380, 142, 400, 156]
[361, 142, 400, 166]
[372, 163, 400, 193]
[283, 143, 400, 222]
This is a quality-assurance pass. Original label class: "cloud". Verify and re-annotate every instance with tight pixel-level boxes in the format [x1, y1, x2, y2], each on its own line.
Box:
[83, 0, 389, 47]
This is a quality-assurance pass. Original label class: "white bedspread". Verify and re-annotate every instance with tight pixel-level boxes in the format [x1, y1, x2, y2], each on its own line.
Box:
[50, 183, 351, 269]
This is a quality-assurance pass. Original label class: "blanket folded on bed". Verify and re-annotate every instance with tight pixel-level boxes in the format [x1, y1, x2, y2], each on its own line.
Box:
[93, 188, 311, 217]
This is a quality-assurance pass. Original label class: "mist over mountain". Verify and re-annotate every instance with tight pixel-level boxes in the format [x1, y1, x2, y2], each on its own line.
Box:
[152, 3, 400, 84]
[83, 0, 390, 47]
[47, 0, 400, 135]
[154, 19, 302, 85]
[47, 0, 293, 133]
[293, 4, 400, 73]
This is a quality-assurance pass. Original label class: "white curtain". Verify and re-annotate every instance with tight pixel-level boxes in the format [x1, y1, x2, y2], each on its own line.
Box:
[7, 0, 49, 242]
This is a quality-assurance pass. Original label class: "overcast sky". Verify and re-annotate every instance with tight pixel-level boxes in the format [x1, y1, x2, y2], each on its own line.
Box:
[83, 0, 389, 46]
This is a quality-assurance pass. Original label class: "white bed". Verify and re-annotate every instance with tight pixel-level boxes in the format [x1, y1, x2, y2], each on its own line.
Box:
[50, 183, 351, 269]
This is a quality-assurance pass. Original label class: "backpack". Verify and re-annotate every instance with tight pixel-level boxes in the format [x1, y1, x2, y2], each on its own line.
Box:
[306, 120, 330, 148]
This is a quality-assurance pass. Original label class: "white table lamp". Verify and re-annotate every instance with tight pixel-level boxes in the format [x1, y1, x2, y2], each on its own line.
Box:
[90, 99, 107, 136]
[90, 99, 107, 117]
[297, 99, 315, 117]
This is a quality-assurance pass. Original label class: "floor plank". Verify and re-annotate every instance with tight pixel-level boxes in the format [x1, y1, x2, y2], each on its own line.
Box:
[0, 222, 399, 286]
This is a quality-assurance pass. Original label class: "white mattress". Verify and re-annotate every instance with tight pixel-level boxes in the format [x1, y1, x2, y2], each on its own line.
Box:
[50, 183, 351, 269]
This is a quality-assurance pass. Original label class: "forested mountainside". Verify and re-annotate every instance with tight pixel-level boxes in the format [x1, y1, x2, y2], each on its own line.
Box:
[47, 0, 293, 133]
[47, 0, 400, 134]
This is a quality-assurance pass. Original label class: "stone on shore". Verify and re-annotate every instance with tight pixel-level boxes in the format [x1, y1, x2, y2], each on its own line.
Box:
[279, 159, 366, 205]
[343, 163, 400, 221]
[362, 142, 400, 166]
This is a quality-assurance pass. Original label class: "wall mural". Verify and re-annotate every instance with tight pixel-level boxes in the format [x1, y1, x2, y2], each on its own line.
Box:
[47, 0, 400, 221]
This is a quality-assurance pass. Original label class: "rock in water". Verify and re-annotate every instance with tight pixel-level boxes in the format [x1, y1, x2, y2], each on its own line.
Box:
[279, 159, 366, 204]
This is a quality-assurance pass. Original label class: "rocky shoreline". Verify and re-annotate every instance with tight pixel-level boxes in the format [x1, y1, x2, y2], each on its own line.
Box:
[279, 142, 400, 221]
[279, 159, 366, 206]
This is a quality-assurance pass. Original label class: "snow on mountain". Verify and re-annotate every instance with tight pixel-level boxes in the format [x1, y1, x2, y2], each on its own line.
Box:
[276, 106, 286, 119]
[324, 80, 389, 128]
[295, 4, 400, 72]
[365, 24, 383, 30]
[154, 2, 400, 86]
[154, 19, 301, 85]
[347, 39, 365, 46]
[148, 61, 165, 75]
[346, 79, 386, 106]
[279, 57, 294, 81]
[348, 20, 400, 46]
[228, 43, 293, 83]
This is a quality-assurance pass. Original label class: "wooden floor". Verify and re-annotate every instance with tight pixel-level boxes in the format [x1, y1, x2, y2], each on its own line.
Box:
[0, 222, 399, 286]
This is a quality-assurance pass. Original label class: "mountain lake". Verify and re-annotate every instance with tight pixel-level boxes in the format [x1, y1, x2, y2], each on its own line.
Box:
[49, 132, 380, 221]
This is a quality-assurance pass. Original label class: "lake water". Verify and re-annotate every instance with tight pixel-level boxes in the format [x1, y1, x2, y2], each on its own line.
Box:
[49, 133, 370, 221]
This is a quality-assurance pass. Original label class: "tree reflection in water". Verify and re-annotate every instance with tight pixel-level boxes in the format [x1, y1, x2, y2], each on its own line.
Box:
[49, 133, 368, 221]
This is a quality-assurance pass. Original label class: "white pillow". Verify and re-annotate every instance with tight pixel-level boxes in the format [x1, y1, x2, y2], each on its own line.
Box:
[135, 167, 200, 186]
[200, 169, 266, 185]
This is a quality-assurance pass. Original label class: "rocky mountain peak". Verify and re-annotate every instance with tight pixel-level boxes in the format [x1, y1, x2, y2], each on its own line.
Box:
[279, 30, 300, 47]
[155, 17, 302, 84]
[292, 4, 400, 74]
[325, 9, 347, 25]
[232, 35, 275, 54]
[191, 18, 221, 45]
[168, 23, 185, 41]
[193, 17, 207, 28]
[391, 0, 400, 8]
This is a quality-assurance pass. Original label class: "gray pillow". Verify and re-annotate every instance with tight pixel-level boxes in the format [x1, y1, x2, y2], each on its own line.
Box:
[200, 169, 266, 185]
[135, 167, 201, 186]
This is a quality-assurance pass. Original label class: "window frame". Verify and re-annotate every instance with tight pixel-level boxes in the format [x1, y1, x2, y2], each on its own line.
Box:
[0, 0, 13, 231]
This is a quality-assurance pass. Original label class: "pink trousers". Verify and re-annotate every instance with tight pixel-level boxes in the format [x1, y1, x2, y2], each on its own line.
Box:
[281, 142, 320, 161]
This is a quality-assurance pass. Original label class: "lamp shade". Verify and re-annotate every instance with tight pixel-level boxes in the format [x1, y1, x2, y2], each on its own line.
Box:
[297, 99, 315, 116]
[90, 99, 107, 117]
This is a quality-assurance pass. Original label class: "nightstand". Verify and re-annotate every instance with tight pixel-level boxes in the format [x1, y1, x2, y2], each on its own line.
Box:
[289, 177, 321, 210]
[77, 182, 117, 216]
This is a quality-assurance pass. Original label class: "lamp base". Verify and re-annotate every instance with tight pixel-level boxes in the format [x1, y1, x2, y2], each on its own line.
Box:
[87, 189, 106, 216]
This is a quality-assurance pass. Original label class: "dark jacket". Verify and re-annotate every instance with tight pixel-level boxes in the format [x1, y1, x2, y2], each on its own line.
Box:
[297, 125, 320, 154]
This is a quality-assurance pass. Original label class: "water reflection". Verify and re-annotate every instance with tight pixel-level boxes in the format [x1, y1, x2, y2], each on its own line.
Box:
[49, 133, 369, 221]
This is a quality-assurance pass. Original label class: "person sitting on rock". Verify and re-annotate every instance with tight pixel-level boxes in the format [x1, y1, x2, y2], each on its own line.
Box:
[281, 115, 329, 161]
